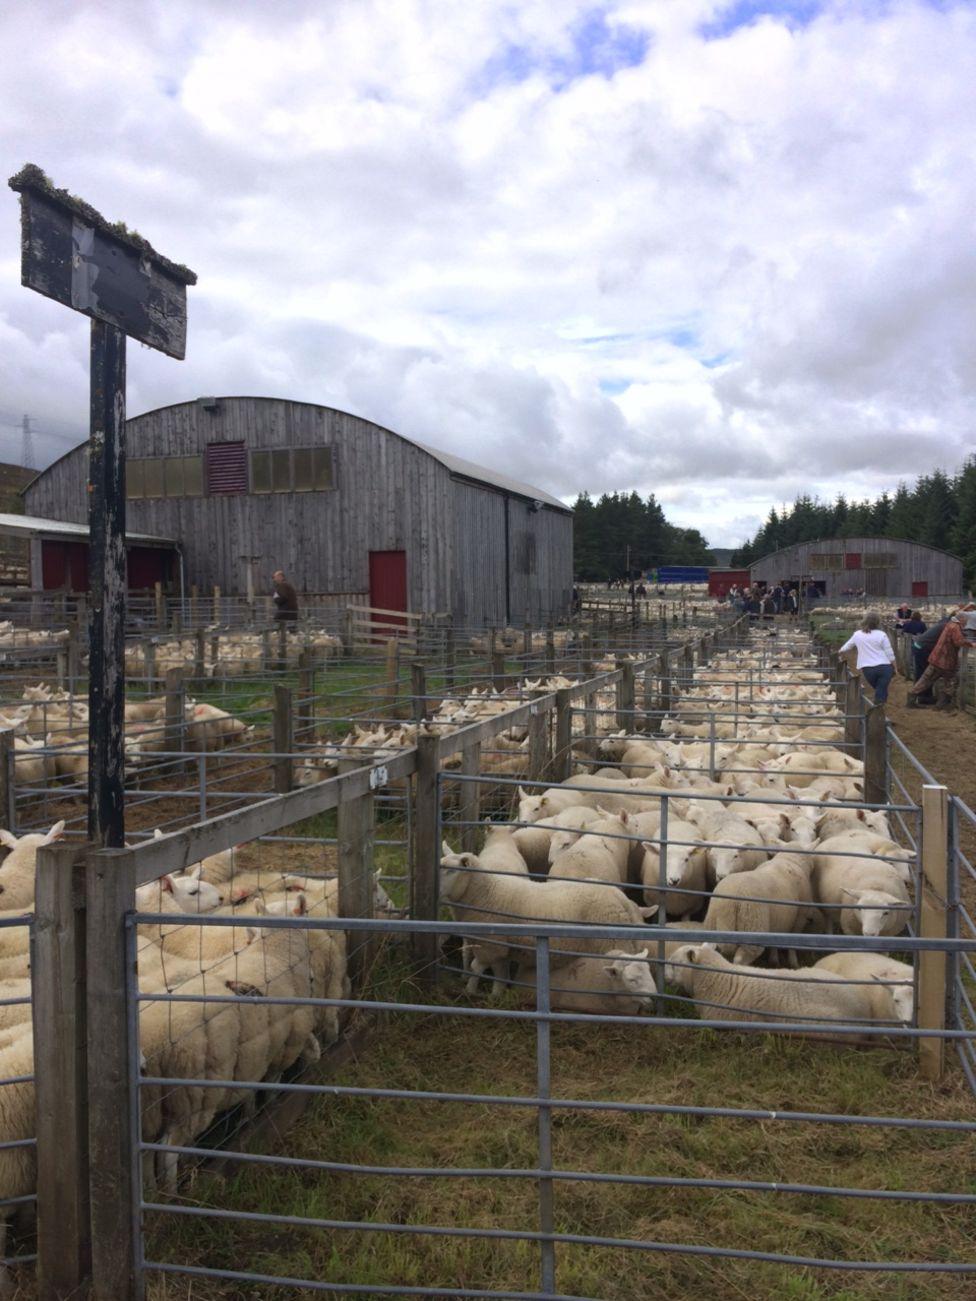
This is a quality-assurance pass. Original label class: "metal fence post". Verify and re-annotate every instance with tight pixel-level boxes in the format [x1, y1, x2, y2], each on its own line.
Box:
[411, 733, 440, 981]
[863, 703, 887, 805]
[535, 934, 556, 1295]
[85, 847, 140, 1300]
[273, 684, 294, 794]
[337, 763, 375, 994]
[918, 784, 949, 1082]
[34, 842, 91, 1300]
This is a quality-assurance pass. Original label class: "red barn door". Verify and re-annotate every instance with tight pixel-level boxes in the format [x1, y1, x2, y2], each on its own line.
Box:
[369, 551, 407, 630]
[911, 580, 928, 598]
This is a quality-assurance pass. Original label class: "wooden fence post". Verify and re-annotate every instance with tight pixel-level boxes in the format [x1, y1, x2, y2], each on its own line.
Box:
[297, 650, 314, 743]
[0, 729, 13, 831]
[412, 661, 428, 722]
[273, 684, 294, 794]
[523, 623, 532, 663]
[459, 739, 482, 853]
[658, 651, 672, 720]
[553, 687, 573, 782]
[142, 639, 156, 690]
[34, 843, 91, 1300]
[342, 608, 354, 657]
[277, 621, 288, 670]
[193, 629, 205, 686]
[84, 847, 140, 1301]
[154, 581, 164, 629]
[445, 618, 456, 693]
[863, 703, 887, 806]
[615, 658, 635, 732]
[918, 784, 949, 1082]
[491, 650, 506, 693]
[164, 668, 185, 775]
[527, 694, 548, 782]
[385, 638, 400, 712]
[545, 624, 556, 676]
[411, 732, 440, 981]
[337, 762, 375, 994]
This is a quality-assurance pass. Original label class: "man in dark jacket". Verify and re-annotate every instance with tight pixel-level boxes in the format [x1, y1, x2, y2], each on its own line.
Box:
[272, 570, 299, 622]
[907, 615, 950, 705]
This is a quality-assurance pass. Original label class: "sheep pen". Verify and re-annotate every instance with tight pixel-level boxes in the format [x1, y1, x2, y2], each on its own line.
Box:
[0, 611, 973, 1299]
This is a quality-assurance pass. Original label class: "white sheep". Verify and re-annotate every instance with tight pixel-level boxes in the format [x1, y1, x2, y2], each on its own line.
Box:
[519, 949, 656, 1015]
[693, 808, 768, 882]
[0, 822, 66, 910]
[638, 821, 709, 917]
[664, 944, 897, 1038]
[812, 952, 914, 1023]
[702, 852, 820, 966]
[547, 811, 632, 887]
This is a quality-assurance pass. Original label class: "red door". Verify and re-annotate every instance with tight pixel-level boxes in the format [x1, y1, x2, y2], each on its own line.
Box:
[41, 541, 90, 591]
[369, 551, 407, 633]
[911, 580, 928, 598]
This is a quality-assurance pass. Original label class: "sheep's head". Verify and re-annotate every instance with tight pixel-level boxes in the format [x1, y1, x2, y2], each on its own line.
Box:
[604, 949, 656, 1008]
[517, 788, 548, 824]
[876, 976, 913, 1024]
[841, 888, 909, 938]
[710, 846, 747, 881]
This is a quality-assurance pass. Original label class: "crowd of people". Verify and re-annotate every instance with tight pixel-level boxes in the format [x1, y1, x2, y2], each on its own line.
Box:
[726, 582, 805, 622]
[839, 603, 976, 714]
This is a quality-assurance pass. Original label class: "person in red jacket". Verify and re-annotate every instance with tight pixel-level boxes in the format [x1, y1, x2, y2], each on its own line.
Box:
[907, 611, 974, 711]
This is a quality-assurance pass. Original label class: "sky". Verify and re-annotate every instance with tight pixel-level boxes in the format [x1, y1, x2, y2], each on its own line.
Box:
[1, 0, 974, 548]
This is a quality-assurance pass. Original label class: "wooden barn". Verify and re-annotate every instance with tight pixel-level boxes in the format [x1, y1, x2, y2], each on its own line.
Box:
[749, 537, 964, 600]
[23, 396, 574, 626]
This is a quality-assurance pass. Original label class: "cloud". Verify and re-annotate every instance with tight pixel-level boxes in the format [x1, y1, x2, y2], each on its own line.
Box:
[0, 0, 974, 547]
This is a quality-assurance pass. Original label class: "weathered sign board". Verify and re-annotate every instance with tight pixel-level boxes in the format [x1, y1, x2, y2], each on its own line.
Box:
[8, 164, 196, 846]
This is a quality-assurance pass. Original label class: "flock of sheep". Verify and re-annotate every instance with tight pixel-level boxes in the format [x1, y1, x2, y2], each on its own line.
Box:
[440, 631, 916, 1031]
[123, 626, 343, 678]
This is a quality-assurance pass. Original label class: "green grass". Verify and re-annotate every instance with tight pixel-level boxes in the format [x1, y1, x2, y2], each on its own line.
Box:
[143, 957, 976, 1301]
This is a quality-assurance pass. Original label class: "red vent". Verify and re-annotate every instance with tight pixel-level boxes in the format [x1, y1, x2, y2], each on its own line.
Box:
[205, 442, 248, 495]
[845, 552, 862, 569]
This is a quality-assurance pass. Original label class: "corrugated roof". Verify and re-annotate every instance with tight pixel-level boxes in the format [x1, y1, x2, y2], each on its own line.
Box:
[409, 439, 571, 512]
[0, 512, 176, 546]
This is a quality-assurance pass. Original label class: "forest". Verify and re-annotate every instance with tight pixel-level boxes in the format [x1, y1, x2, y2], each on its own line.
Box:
[571, 491, 712, 581]
[730, 461, 976, 583]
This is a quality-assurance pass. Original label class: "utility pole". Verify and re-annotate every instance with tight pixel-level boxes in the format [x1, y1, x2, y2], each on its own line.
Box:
[20, 413, 34, 468]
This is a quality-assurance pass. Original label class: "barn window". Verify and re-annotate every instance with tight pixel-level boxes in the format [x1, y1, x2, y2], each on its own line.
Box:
[809, 553, 843, 571]
[863, 552, 896, 569]
[127, 459, 145, 499]
[272, 449, 292, 493]
[249, 447, 334, 493]
[181, 455, 203, 497]
[206, 442, 248, 495]
[142, 458, 165, 499]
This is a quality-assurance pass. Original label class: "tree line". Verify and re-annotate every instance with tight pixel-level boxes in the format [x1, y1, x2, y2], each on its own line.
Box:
[730, 460, 976, 584]
[572, 491, 712, 581]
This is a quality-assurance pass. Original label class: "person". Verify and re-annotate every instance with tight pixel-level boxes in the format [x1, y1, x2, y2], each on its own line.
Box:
[271, 569, 299, 622]
[895, 603, 912, 621]
[838, 612, 897, 705]
[897, 610, 927, 637]
[571, 585, 581, 614]
[772, 584, 783, 614]
[785, 587, 799, 621]
[907, 611, 975, 712]
[908, 614, 952, 704]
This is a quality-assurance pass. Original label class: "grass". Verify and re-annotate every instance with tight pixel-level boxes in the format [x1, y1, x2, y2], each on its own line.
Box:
[141, 953, 976, 1301]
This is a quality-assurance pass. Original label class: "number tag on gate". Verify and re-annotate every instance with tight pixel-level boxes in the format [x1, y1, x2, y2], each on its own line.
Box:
[370, 765, 389, 789]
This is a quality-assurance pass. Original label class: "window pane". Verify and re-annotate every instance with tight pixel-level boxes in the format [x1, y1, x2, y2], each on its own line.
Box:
[312, 446, 333, 490]
[251, 450, 271, 494]
[183, 456, 203, 497]
[127, 459, 144, 499]
[163, 458, 184, 497]
[272, 448, 291, 493]
[293, 447, 313, 491]
[143, 458, 164, 498]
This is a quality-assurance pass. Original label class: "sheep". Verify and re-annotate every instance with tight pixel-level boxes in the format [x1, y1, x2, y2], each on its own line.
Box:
[701, 853, 820, 966]
[813, 855, 912, 938]
[664, 944, 897, 1038]
[815, 832, 914, 885]
[0, 1027, 35, 1266]
[440, 840, 529, 995]
[693, 808, 768, 882]
[13, 736, 54, 787]
[134, 869, 225, 916]
[815, 807, 891, 841]
[185, 702, 254, 751]
[518, 949, 656, 1015]
[639, 820, 709, 917]
[248, 893, 350, 1044]
[812, 952, 914, 1024]
[0, 978, 30, 1033]
[440, 858, 654, 973]
[0, 822, 66, 909]
[544, 806, 612, 864]
[547, 811, 632, 886]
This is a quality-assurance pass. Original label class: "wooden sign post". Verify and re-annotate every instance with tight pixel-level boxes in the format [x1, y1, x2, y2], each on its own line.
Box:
[9, 164, 196, 846]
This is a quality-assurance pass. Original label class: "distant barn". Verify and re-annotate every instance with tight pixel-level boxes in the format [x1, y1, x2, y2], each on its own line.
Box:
[749, 537, 964, 600]
[23, 397, 573, 625]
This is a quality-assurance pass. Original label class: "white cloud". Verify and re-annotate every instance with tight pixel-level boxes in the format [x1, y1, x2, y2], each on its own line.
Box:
[0, 0, 974, 547]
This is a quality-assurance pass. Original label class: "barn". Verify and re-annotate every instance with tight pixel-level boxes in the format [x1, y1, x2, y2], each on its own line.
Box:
[749, 536, 964, 600]
[23, 396, 574, 626]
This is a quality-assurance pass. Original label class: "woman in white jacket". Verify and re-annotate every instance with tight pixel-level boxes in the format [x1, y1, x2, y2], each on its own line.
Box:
[839, 612, 897, 704]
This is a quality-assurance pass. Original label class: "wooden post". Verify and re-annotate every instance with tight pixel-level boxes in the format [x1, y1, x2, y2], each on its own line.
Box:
[164, 668, 185, 775]
[523, 623, 532, 662]
[142, 639, 156, 691]
[616, 658, 635, 732]
[195, 628, 206, 685]
[84, 848, 140, 1301]
[658, 651, 672, 722]
[0, 729, 13, 832]
[261, 627, 272, 674]
[642, 662, 655, 728]
[56, 649, 67, 690]
[411, 732, 440, 980]
[459, 740, 482, 853]
[491, 649, 506, 693]
[545, 625, 556, 676]
[385, 638, 400, 712]
[553, 687, 573, 782]
[298, 650, 314, 743]
[337, 761, 375, 994]
[277, 620, 288, 670]
[863, 703, 887, 806]
[33, 843, 91, 1301]
[918, 784, 949, 1082]
[68, 630, 82, 693]
[844, 665, 861, 754]
[273, 684, 294, 794]
[411, 661, 428, 722]
[209, 632, 220, 677]
[189, 583, 199, 626]
[154, 581, 164, 629]
[342, 608, 354, 657]
[213, 585, 221, 625]
[445, 618, 456, 693]
[528, 696, 548, 782]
